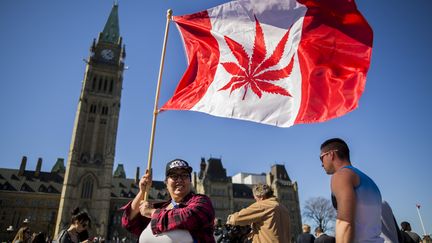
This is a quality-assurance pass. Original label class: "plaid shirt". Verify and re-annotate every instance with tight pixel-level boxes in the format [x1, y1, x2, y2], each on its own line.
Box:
[121, 192, 215, 243]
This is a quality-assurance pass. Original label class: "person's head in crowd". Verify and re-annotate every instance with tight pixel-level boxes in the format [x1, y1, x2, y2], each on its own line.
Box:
[315, 226, 324, 236]
[302, 224, 312, 233]
[320, 138, 351, 174]
[70, 207, 91, 234]
[165, 159, 193, 202]
[252, 183, 274, 201]
[400, 221, 412, 232]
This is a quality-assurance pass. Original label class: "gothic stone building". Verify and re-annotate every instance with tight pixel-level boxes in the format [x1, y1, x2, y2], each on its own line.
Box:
[0, 3, 301, 242]
[0, 156, 301, 242]
[54, 3, 125, 238]
[193, 157, 302, 241]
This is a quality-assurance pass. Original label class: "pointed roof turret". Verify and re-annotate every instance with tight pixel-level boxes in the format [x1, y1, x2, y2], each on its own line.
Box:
[100, 4, 120, 44]
[203, 158, 229, 181]
[51, 158, 65, 174]
[270, 164, 291, 182]
[113, 164, 126, 178]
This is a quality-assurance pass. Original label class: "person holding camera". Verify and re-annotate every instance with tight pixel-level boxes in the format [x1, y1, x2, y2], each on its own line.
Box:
[226, 183, 291, 243]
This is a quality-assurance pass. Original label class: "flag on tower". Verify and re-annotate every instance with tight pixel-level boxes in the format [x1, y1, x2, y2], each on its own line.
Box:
[162, 0, 373, 127]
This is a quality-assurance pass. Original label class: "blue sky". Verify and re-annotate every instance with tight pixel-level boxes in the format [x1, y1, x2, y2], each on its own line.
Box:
[1, 0, 431, 236]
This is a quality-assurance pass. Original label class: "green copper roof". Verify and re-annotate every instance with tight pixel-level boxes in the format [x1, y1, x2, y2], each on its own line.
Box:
[113, 164, 126, 178]
[51, 158, 65, 174]
[101, 4, 120, 44]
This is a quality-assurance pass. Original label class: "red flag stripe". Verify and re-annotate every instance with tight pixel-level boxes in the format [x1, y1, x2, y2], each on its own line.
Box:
[295, 0, 373, 124]
[161, 11, 219, 111]
[162, 0, 372, 127]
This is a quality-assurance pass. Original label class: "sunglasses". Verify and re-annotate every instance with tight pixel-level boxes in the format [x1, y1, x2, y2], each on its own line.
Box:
[168, 173, 190, 181]
[319, 150, 338, 162]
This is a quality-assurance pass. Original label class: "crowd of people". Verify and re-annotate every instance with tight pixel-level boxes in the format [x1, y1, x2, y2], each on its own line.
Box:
[6, 138, 429, 243]
[8, 209, 101, 243]
[295, 224, 335, 243]
[118, 138, 429, 243]
[7, 219, 51, 243]
[119, 138, 428, 243]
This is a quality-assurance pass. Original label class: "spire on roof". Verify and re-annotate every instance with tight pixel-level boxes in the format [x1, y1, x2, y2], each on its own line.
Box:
[113, 164, 126, 178]
[100, 4, 120, 44]
[51, 158, 65, 174]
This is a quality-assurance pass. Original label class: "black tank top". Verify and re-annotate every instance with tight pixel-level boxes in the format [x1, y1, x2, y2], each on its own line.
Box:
[331, 193, 337, 210]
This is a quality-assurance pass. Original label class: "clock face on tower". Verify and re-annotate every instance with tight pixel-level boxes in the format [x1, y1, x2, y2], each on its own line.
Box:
[101, 49, 114, 60]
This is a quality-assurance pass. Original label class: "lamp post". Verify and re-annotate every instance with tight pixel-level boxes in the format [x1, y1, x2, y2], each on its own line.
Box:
[416, 204, 427, 237]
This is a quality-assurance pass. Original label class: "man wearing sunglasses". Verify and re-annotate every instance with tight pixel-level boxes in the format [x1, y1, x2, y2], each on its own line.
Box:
[121, 159, 215, 243]
[320, 138, 383, 243]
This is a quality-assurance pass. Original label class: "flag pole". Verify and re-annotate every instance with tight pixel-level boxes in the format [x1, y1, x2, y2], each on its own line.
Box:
[143, 9, 172, 201]
[416, 204, 427, 236]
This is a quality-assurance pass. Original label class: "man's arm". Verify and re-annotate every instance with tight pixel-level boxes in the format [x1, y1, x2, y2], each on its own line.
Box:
[129, 169, 152, 220]
[331, 168, 358, 243]
[227, 201, 266, 226]
[120, 170, 152, 236]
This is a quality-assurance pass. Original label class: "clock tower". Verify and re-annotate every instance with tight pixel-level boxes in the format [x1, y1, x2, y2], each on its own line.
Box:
[55, 4, 125, 237]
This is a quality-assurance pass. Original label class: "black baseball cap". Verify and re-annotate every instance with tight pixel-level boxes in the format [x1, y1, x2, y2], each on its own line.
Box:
[165, 159, 193, 176]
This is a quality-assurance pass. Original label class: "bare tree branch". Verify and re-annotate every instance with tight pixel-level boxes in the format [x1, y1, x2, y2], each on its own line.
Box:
[302, 196, 336, 233]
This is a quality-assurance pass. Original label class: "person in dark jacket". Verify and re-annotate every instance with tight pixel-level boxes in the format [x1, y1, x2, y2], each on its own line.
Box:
[57, 208, 91, 243]
[314, 227, 335, 243]
[297, 224, 315, 243]
[401, 221, 421, 243]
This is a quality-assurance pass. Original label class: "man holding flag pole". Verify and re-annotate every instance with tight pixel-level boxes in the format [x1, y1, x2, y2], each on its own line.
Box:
[121, 0, 374, 241]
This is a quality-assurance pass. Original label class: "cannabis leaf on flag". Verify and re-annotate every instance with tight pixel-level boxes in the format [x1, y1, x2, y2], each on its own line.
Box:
[162, 0, 373, 127]
[219, 16, 294, 100]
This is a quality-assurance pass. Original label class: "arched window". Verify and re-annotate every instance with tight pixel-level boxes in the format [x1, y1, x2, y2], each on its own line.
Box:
[92, 76, 97, 90]
[109, 79, 114, 93]
[90, 104, 97, 114]
[81, 176, 94, 199]
[98, 77, 103, 91]
[101, 106, 108, 116]
[103, 78, 108, 91]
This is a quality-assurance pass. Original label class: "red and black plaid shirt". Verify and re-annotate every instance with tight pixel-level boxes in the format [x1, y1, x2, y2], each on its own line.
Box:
[121, 192, 215, 243]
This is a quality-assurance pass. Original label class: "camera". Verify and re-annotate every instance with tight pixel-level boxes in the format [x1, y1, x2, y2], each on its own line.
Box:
[214, 224, 251, 243]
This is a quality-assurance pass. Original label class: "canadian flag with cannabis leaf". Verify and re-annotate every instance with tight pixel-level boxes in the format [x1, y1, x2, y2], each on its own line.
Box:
[161, 0, 373, 127]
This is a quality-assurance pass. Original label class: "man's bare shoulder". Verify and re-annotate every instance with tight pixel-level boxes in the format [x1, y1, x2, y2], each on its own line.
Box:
[331, 167, 358, 189]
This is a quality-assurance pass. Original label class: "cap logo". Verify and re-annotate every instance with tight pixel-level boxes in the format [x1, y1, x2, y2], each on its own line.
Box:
[169, 160, 188, 169]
